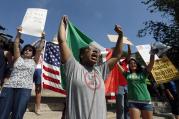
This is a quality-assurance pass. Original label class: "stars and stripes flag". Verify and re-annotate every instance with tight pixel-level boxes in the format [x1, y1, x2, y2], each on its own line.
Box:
[42, 41, 66, 94]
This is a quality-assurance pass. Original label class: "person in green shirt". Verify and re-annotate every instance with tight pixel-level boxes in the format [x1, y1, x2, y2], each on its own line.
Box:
[118, 50, 155, 119]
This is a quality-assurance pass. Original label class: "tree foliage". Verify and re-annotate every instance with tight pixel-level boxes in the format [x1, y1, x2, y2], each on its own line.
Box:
[138, 0, 179, 68]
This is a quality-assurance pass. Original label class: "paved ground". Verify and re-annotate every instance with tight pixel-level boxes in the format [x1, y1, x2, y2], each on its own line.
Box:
[24, 89, 173, 119]
[24, 111, 169, 119]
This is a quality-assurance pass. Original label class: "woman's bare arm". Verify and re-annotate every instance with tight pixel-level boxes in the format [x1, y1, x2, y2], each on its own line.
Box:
[34, 32, 45, 64]
[14, 27, 22, 60]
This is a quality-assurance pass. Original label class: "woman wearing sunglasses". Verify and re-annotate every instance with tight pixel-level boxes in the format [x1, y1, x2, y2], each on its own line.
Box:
[0, 27, 45, 119]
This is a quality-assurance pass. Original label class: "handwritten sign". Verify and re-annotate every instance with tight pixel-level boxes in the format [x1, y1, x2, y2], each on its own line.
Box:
[151, 56, 179, 84]
[136, 44, 179, 84]
[21, 8, 47, 37]
[107, 35, 133, 45]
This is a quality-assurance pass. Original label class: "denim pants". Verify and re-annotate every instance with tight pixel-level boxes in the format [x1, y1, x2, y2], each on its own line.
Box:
[0, 87, 31, 119]
[116, 86, 129, 119]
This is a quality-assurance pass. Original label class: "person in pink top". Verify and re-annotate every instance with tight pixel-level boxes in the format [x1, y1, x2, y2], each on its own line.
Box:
[116, 45, 131, 119]
[105, 45, 131, 119]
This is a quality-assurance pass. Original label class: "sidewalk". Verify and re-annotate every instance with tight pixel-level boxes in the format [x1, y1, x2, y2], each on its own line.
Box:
[24, 111, 169, 119]
[24, 111, 117, 119]
[25, 89, 173, 119]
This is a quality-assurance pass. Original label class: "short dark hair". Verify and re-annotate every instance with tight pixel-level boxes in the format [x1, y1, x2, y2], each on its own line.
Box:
[21, 44, 36, 56]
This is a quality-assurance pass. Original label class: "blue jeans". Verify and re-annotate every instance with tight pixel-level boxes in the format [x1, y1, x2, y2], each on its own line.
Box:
[116, 86, 130, 119]
[0, 87, 31, 119]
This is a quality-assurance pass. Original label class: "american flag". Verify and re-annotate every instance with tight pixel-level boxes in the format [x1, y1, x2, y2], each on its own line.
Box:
[42, 42, 66, 94]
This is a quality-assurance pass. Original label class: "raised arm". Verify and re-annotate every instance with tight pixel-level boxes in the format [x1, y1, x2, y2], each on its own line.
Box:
[126, 44, 131, 62]
[146, 45, 158, 72]
[117, 62, 125, 73]
[107, 25, 123, 71]
[165, 88, 174, 100]
[57, 16, 72, 64]
[146, 54, 155, 72]
[14, 27, 22, 60]
[34, 32, 45, 64]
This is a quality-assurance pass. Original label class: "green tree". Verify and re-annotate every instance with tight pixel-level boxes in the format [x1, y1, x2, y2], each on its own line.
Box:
[138, 0, 179, 69]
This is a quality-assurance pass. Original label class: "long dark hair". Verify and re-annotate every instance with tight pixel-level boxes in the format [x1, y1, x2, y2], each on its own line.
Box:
[21, 44, 36, 56]
[128, 58, 144, 73]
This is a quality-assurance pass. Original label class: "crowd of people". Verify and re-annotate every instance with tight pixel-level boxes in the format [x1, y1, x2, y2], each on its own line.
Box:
[0, 15, 179, 119]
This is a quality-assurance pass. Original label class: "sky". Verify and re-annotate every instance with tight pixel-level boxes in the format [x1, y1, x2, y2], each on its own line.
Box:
[0, 0, 164, 52]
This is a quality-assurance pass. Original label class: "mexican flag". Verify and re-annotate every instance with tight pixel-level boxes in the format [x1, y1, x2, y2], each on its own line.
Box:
[65, 22, 125, 98]
[66, 20, 108, 61]
[60, 20, 109, 90]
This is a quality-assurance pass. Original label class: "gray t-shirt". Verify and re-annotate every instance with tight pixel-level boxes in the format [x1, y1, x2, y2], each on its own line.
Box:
[3, 57, 36, 89]
[64, 56, 109, 119]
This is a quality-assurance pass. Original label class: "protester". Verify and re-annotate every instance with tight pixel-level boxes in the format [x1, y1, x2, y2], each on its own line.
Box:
[116, 44, 131, 119]
[33, 46, 43, 115]
[162, 81, 179, 119]
[33, 68, 42, 115]
[118, 49, 155, 119]
[104, 44, 131, 119]
[57, 16, 123, 119]
[0, 27, 45, 119]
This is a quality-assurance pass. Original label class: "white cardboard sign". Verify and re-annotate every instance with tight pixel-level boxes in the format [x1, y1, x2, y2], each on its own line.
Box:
[136, 44, 159, 64]
[107, 34, 133, 45]
[21, 8, 47, 37]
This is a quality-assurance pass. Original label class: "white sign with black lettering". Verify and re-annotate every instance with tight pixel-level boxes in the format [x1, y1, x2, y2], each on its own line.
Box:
[21, 8, 47, 37]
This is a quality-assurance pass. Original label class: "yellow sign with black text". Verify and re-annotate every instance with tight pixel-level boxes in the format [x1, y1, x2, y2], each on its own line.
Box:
[151, 56, 179, 84]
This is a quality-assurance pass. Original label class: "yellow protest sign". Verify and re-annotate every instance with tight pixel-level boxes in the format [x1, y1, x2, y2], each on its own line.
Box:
[151, 56, 179, 84]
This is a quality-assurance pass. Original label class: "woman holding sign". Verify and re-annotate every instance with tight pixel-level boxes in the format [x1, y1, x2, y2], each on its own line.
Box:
[117, 49, 156, 119]
[0, 27, 45, 119]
